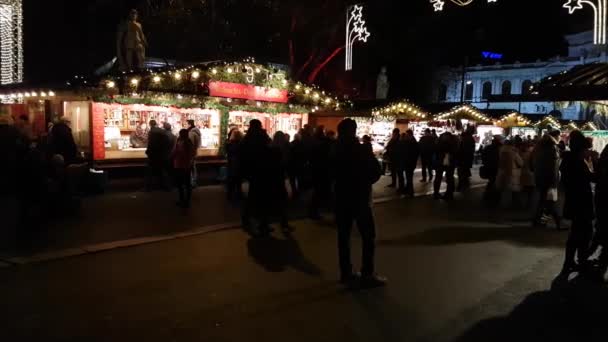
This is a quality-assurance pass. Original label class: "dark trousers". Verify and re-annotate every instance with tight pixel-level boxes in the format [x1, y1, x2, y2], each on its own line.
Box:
[564, 217, 594, 268]
[242, 181, 269, 229]
[434, 165, 455, 198]
[336, 203, 376, 277]
[226, 175, 243, 201]
[457, 166, 471, 190]
[483, 176, 500, 207]
[534, 187, 561, 226]
[174, 168, 192, 205]
[390, 162, 403, 187]
[421, 155, 434, 181]
[310, 178, 331, 217]
[404, 167, 415, 195]
[146, 159, 169, 190]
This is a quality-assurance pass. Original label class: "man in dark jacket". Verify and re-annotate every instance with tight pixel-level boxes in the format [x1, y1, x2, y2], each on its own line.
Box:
[385, 128, 402, 189]
[240, 119, 274, 236]
[433, 132, 458, 200]
[419, 128, 436, 183]
[457, 127, 476, 191]
[400, 130, 420, 196]
[332, 119, 386, 288]
[146, 120, 171, 191]
[532, 130, 562, 229]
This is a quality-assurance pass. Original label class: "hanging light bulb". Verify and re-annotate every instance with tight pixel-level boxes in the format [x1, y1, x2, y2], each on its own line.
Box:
[191, 71, 200, 79]
[153, 76, 161, 83]
[174, 72, 182, 80]
[107, 81, 116, 88]
[131, 78, 139, 86]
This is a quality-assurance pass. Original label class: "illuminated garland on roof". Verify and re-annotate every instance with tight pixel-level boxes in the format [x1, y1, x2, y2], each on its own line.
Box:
[371, 100, 427, 120]
[435, 105, 492, 123]
[582, 122, 599, 131]
[562, 121, 580, 131]
[534, 115, 561, 129]
[496, 112, 532, 127]
[98, 59, 346, 111]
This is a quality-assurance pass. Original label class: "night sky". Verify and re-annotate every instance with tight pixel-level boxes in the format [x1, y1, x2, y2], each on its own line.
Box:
[23, 0, 591, 101]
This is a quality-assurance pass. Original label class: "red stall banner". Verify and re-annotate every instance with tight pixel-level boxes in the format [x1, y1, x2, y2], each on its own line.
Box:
[208, 81, 288, 103]
[91, 103, 106, 160]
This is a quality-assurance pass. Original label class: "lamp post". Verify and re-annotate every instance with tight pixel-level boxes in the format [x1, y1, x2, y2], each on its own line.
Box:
[564, 0, 607, 45]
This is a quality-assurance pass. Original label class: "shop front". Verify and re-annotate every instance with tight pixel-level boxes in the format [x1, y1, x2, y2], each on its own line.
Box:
[1, 60, 342, 163]
[432, 105, 502, 149]
[495, 112, 536, 139]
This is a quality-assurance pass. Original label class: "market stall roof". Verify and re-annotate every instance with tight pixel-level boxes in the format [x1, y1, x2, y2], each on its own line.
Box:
[534, 115, 561, 129]
[533, 63, 608, 101]
[0, 59, 349, 114]
[581, 122, 599, 131]
[370, 99, 428, 121]
[495, 112, 533, 128]
[561, 121, 580, 131]
[433, 105, 493, 123]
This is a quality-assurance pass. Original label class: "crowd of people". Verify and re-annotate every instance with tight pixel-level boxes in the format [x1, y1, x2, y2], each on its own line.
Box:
[224, 119, 386, 288]
[384, 127, 476, 200]
[480, 129, 608, 280]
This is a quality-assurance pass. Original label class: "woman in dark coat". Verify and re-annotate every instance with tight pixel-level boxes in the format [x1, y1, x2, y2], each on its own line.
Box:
[559, 130, 595, 275]
[225, 129, 244, 201]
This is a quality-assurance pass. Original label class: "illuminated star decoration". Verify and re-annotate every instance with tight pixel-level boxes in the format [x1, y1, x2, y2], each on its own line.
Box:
[345, 5, 371, 71]
[563, 0, 584, 13]
[430, 0, 498, 11]
[563, 0, 606, 44]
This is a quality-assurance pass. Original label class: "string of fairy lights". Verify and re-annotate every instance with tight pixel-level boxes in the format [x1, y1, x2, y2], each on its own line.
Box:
[0, 0, 23, 85]
[372, 101, 427, 120]
[97, 60, 347, 111]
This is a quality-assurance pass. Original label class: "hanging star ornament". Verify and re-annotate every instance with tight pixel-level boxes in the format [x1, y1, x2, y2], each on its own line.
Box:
[431, 0, 445, 11]
[351, 5, 364, 20]
[563, 0, 584, 14]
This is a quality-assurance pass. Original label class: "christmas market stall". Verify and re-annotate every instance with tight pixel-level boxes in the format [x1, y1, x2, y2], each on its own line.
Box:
[533, 115, 561, 134]
[369, 100, 428, 141]
[0, 60, 345, 163]
[495, 112, 536, 139]
[432, 105, 501, 148]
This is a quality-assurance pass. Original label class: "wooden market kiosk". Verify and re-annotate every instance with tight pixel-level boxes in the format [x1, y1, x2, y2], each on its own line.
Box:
[495, 112, 536, 138]
[0, 61, 344, 166]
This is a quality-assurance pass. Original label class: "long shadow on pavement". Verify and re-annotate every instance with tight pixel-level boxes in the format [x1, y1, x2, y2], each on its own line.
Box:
[454, 275, 608, 342]
[378, 225, 566, 249]
[247, 234, 323, 276]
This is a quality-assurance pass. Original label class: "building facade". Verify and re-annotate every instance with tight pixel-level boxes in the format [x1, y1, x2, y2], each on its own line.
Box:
[433, 31, 607, 120]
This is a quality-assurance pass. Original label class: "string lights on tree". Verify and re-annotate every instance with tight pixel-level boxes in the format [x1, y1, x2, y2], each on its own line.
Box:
[430, 0, 498, 12]
[0, 0, 23, 85]
[345, 4, 370, 71]
[563, 0, 607, 45]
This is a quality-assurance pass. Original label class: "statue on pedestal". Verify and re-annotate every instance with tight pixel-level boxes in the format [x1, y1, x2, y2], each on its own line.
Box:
[376, 66, 390, 100]
[117, 9, 148, 71]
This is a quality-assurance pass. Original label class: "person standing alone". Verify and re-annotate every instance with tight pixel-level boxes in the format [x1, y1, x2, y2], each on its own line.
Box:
[146, 120, 170, 191]
[187, 120, 201, 188]
[385, 128, 402, 189]
[171, 129, 196, 208]
[400, 129, 419, 196]
[332, 119, 386, 288]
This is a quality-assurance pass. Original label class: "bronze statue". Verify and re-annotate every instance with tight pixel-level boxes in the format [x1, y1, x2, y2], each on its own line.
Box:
[117, 9, 147, 71]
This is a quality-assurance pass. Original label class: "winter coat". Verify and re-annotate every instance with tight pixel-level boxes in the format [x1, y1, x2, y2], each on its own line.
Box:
[458, 133, 476, 169]
[520, 148, 535, 188]
[533, 134, 560, 189]
[332, 136, 382, 207]
[496, 145, 523, 192]
[146, 127, 170, 161]
[481, 142, 501, 179]
[171, 139, 196, 170]
[188, 127, 202, 149]
[434, 133, 458, 169]
[561, 151, 595, 220]
[400, 137, 420, 170]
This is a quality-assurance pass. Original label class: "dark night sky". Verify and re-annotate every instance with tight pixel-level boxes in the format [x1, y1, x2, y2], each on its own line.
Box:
[23, 0, 591, 101]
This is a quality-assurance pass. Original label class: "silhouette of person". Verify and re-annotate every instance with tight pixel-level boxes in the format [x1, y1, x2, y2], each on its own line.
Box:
[591, 145, 608, 278]
[532, 130, 562, 229]
[332, 119, 386, 288]
[385, 128, 402, 189]
[560, 131, 595, 275]
[433, 132, 458, 200]
[240, 119, 274, 236]
[419, 128, 436, 183]
[400, 129, 419, 196]
[309, 126, 332, 220]
[171, 129, 196, 208]
[457, 126, 476, 191]
[145, 120, 171, 191]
